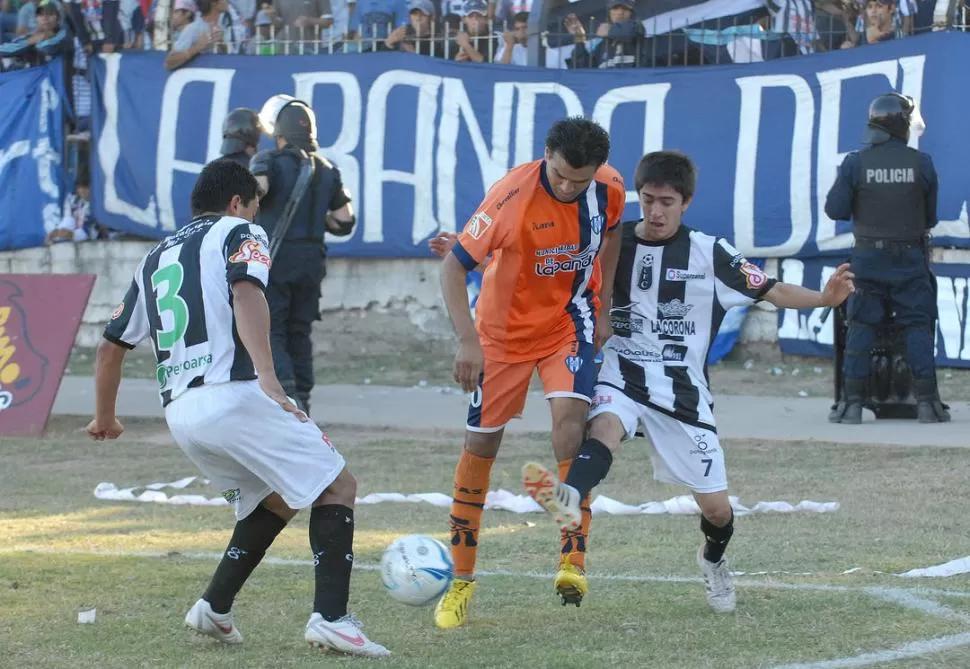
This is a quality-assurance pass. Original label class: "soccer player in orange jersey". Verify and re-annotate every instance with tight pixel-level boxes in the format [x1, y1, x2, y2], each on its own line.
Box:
[431, 117, 626, 628]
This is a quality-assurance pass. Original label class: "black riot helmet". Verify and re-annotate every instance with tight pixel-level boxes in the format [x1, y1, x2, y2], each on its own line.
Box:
[220, 108, 263, 156]
[258, 94, 318, 151]
[863, 92, 926, 145]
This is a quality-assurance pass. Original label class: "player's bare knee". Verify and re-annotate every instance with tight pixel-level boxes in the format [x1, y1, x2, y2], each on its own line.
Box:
[260, 493, 298, 522]
[464, 429, 503, 458]
[315, 467, 357, 508]
[700, 500, 733, 527]
[586, 414, 625, 453]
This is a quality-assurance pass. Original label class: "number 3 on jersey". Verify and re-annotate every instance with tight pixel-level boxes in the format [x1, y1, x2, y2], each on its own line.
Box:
[151, 262, 189, 351]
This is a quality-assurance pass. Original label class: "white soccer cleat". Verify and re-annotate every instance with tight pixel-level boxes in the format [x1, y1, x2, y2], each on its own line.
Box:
[305, 612, 391, 658]
[696, 545, 736, 613]
[184, 598, 244, 644]
[522, 461, 582, 532]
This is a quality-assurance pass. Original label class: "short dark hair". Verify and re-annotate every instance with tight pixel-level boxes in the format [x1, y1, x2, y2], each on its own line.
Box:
[545, 117, 611, 169]
[513, 10, 529, 23]
[634, 151, 696, 202]
[190, 159, 259, 216]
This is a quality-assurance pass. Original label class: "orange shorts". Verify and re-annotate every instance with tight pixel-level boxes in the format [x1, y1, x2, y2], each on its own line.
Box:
[466, 341, 597, 432]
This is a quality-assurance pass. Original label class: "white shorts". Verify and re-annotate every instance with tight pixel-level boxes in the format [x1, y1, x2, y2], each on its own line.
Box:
[588, 384, 727, 493]
[165, 380, 346, 520]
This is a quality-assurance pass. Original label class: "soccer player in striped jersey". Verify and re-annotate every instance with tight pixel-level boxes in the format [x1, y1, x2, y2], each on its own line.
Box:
[86, 159, 389, 658]
[522, 151, 855, 613]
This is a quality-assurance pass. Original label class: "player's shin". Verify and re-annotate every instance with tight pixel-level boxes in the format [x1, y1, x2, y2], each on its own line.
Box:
[558, 459, 591, 569]
[203, 505, 288, 613]
[449, 449, 495, 579]
[701, 510, 735, 563]
[309, 505, 356, 621]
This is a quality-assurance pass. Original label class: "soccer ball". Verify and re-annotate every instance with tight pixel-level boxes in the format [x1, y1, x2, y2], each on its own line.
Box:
[380, 535, 454, 606]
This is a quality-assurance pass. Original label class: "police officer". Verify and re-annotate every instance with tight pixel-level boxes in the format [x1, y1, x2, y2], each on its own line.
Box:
[219, 108, 264, 167]
[825, 92, 950, 424]
[250, 95, 356, 416]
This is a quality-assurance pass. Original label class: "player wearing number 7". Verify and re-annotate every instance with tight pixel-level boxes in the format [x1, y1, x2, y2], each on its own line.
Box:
[86, 160, 389, 658]
[522, 151, 856, 613]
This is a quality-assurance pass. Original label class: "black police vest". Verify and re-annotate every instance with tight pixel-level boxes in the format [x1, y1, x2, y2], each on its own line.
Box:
[256, 149, 335, 244]
[852, 142, 926, 240]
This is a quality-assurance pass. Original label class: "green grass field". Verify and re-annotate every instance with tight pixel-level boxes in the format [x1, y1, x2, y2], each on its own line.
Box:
[3, 417, 970, 668]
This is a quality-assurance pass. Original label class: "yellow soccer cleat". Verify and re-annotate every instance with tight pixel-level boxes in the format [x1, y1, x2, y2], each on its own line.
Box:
[433, 578, 477, 629]
[555, 554, 589, 607]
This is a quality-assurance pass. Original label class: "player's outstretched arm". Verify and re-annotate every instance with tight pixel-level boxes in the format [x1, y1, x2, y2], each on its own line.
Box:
[232, 280, 308, 422]
[441, 252, 483, 393]
[763, 263, 856, 309]
[87, 339, 127, 440]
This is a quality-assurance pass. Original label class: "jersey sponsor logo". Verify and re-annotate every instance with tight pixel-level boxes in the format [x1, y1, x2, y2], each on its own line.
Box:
[0, 283, 48, 411]
[591, 393, 612, 407]
[495, 188, 520, 210]
[532, 221, 555, 231]
[229, 239, 272, 268]
[322, 434, 336, 452]
[609, 344, 664, 363]
[739, 261, 768, 290]
[221, 488, 241, 504]
[111, 302, 124, 320]
[155, 353, 213, 387]
[534, 244, 597, 277]
[637, 255, 653, 290]
[466, 211, 493, 240]
[665, 268, 706, 281]
[564, 355, 583, 374]
[657, 299, 693, 319]
[651, 319, 696, 336]
[661, 344, 688, 362]
[611, 314, 644, 336]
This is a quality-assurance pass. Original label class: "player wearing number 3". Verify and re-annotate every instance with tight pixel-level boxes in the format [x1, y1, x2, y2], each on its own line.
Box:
[87, 160, 389, 657]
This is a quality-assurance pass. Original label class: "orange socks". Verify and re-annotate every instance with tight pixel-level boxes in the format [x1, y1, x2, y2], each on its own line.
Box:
[558, 459, 592, 570]
[449, 450, 495, 578]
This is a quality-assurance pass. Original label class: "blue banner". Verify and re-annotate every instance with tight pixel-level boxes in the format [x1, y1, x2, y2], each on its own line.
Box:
[90, 33, 970, 258]
[776, 257, 970, 369]
[0, 59, 67, 251]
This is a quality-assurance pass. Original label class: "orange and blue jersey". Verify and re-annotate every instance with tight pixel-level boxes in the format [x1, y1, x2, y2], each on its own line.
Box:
[452, 159, 626, 363]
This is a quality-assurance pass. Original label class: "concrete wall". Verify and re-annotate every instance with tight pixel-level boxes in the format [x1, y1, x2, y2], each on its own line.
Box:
[0, 242, 966, 351]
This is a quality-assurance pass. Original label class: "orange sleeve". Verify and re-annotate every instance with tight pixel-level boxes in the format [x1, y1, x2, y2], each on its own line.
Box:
[601, 165, 627, 231]
[452, 172, 526, 271]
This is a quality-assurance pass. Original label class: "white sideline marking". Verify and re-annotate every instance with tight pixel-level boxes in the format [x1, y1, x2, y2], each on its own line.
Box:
[765, 633, 970, 669]
[7, 547, 970, 598]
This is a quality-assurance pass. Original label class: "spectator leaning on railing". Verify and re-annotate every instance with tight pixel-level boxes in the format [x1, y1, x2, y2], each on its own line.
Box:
[494, 8, 526, 63]
[385, 0, 448, 56]
[164, 0, 228, 68]
[564, 0, 650, 68]
[0, 0, 72, 70]
[452, 0, 498, 61]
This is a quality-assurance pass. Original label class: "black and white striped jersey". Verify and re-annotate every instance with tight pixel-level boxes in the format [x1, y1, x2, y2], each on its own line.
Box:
[597, 221, 777, 431]
[103, 215, 273, 407]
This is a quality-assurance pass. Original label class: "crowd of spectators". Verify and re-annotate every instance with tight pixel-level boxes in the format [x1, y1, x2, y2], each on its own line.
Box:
[0, 0, 965, 243]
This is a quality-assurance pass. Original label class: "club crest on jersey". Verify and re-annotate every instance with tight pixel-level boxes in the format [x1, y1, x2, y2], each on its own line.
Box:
[589, 215, 604, 234]
[564, 355, 583, 374]
[229, 239, 272, 268]
[466, 212, 493, 240]
[637, 255, 653, 290]
[739, 261, 768, 290]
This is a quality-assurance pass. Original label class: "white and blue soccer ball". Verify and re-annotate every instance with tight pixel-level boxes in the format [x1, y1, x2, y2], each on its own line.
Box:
[380, 534, 454, 606]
